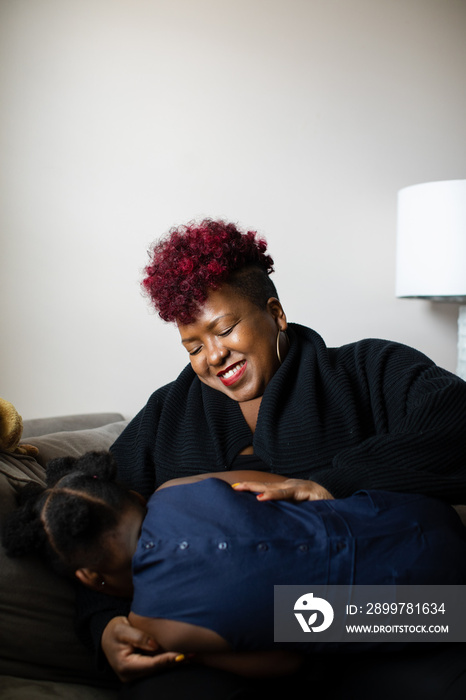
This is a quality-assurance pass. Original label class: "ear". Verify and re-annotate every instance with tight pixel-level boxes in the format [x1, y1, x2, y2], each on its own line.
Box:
[75, 567, 104, 592]
[130, 490, 147, 507]
[266, 297, 287, 332]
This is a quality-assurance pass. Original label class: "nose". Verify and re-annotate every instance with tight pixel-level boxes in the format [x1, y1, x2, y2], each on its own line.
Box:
[206, 339, 229, 367]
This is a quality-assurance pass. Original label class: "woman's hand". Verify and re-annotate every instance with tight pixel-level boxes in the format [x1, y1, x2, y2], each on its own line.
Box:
[232, 478, 334, 502]
[101, 616, 184, 683]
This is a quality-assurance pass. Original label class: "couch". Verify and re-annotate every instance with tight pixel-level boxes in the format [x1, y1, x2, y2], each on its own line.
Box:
[0, 412, 129, 699]
[1, 412, 466, 699]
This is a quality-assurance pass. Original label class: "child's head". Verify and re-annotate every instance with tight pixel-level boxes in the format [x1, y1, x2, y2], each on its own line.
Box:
[2, 451, 145, 598]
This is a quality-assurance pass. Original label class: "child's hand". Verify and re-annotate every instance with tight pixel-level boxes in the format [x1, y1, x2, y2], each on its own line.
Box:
[101, 616, 185, 682]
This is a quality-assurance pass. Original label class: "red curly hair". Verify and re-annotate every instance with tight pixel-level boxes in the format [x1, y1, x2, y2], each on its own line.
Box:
[142, 219, 275, 324]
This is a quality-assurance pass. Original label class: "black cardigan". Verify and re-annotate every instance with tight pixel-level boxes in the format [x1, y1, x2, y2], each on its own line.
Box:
[112, 322, 466, 502]
[76, 323, 466, 661]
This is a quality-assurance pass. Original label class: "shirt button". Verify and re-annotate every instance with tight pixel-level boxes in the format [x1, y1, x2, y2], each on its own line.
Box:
[298, 544, 309, 552]
[218, 542, 228, 550]
[179, 541, 189, 550]
[144, 541, 155, 549]
[257, 543, 268, 551]
[336, 541, 346, 552]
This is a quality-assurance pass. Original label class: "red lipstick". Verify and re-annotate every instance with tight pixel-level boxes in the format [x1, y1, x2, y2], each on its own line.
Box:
[217, 360, 247, 387]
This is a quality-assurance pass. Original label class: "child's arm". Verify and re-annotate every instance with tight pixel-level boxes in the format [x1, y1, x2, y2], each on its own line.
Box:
[129, 612, 303, 678]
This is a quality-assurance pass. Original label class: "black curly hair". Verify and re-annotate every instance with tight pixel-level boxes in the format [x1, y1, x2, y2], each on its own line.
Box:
[2, 451, 142, 577]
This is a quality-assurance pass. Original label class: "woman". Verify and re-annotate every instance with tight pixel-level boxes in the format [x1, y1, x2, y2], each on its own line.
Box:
[5, 452, 466, 680]
[76, 219, 466, 698]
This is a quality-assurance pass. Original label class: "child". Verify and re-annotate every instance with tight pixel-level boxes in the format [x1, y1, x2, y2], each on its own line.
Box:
[3, 451, 466, 678]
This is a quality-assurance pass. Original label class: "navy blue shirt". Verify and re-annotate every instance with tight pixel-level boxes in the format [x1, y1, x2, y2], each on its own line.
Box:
[131, 479, 466, 652]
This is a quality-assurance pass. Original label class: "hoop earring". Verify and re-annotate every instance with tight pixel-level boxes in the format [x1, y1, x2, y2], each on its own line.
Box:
[277, 330, 282, 364]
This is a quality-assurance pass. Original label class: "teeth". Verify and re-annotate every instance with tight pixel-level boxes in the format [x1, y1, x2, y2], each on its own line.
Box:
[221, 361, 245, 379]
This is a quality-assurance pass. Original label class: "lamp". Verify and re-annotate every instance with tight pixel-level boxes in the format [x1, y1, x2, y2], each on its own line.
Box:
[396, 179, 466, 380]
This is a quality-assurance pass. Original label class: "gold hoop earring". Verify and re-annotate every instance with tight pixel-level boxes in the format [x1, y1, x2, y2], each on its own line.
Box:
[277, 330, 282, 364]
[277, 329, 289, 365]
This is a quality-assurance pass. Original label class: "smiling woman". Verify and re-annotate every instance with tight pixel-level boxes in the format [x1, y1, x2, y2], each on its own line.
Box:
[145, 219, 290, 434]
[178, 288, 287, 409]
[73, 218, 466, 700]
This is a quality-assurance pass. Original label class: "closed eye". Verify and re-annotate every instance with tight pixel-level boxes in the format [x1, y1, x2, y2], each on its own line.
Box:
[185, 322, 238, 354]
[218, 323, 237, 337]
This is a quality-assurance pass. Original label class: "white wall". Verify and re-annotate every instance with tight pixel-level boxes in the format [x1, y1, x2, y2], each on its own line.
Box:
[1, 0, 465, 419]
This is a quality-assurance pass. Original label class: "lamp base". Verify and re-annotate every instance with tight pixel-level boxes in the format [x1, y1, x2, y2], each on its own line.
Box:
[457, 306, 466, 381]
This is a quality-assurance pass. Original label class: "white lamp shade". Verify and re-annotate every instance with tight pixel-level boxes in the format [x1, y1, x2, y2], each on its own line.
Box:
[396, 179, 466, 300]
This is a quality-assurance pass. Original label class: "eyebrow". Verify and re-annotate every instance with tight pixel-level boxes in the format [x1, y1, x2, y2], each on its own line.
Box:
[180, 314, 236, 345]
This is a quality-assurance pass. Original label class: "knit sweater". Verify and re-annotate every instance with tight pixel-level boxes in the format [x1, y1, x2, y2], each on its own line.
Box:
[112, 322, 466, 502]
[76, 322, 466, 661]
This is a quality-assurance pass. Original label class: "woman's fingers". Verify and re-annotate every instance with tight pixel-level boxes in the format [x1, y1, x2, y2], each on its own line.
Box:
[231, 480, 279, 496]
[232, 479, 333, 502]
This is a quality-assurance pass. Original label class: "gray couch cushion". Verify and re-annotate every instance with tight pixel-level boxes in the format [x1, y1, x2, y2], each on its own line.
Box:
[21, 413, 125, 439]
[0, 420, 127, 687]
[24, 420, 129, 467]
